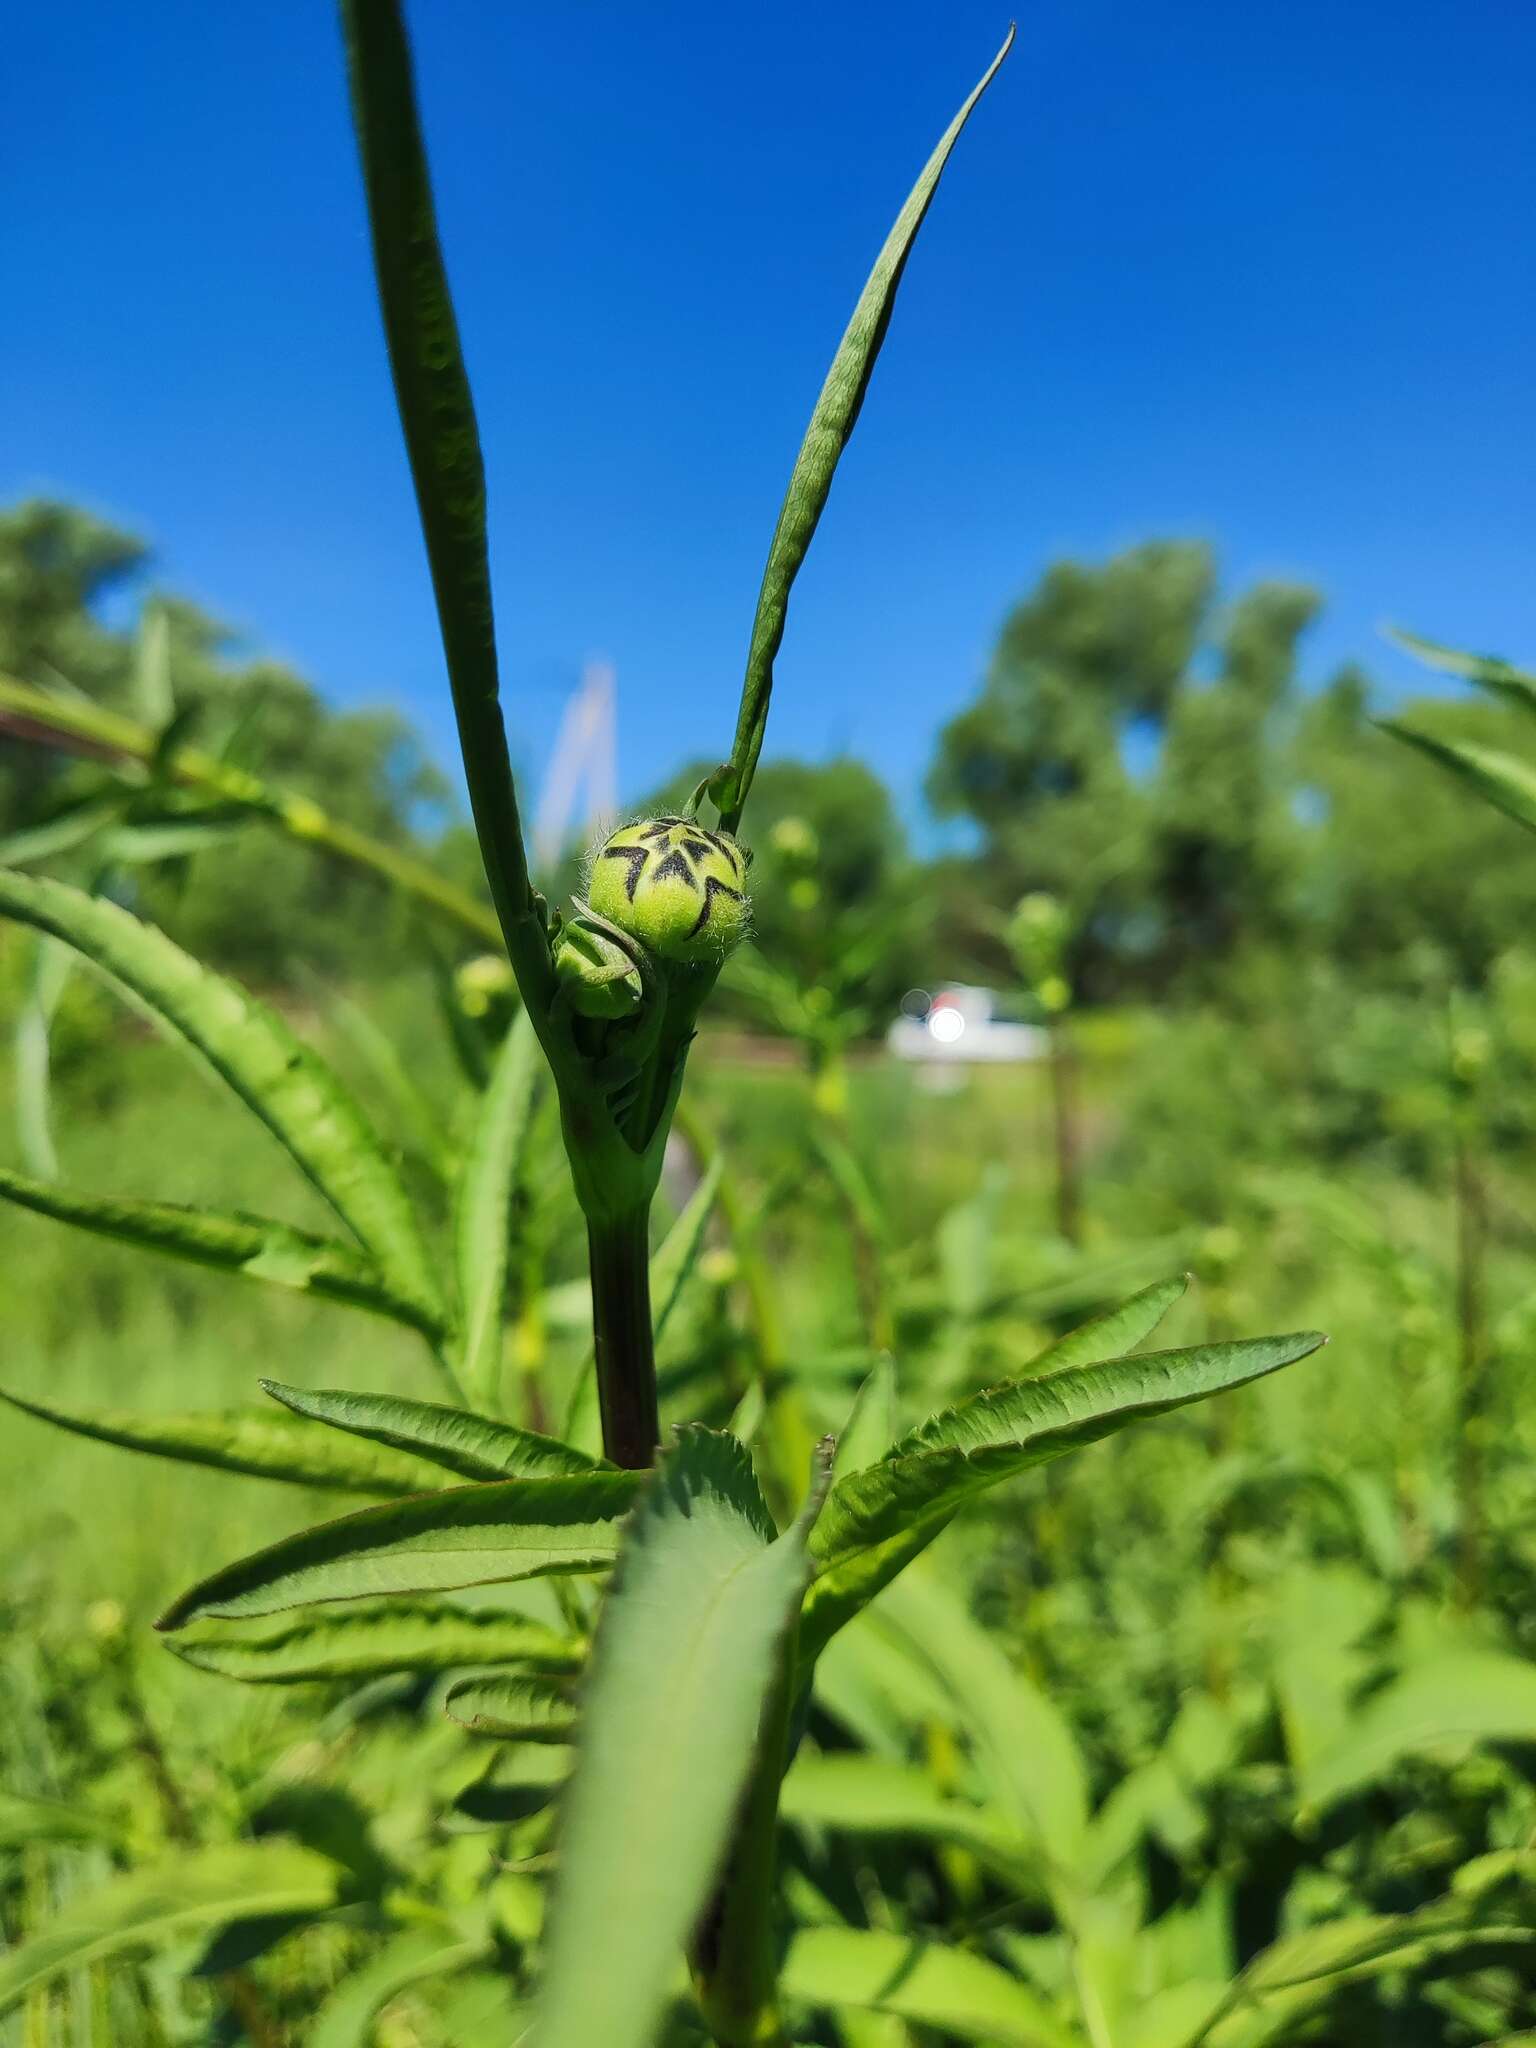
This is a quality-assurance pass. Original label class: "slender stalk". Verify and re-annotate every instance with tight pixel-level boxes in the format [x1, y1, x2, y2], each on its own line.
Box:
[1453, 1128, 1488, 1608]
[588, 1208, 661, 1469]
[1048, 1020, 1083, 1247]
[0, 671, 504, 946]
[691, 1630, 798, 2048]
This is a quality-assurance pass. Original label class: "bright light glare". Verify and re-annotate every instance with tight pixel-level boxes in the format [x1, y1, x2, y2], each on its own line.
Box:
[928, 1007, 965, 1044]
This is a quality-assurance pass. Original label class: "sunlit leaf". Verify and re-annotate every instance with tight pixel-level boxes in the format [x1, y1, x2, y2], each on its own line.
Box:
[714, 29, 1015, 827]
[781, 1754, 1030, 1882]
[310, 1930, 489, 2048]
[0, 1791, 121, 1849]
[535, 1427, 829, 2048]
[801, 1330, 1325, 1660]
[1379, 721, 1536, 838]
[0, 1842, 340, 2014]
[863, 1567, 1089, 1885]
[1388, 626, 1536, 718]
[169, 1601, 583, 1683]
[0, 1385, 446, 1496]
[261, 1379, 600, 1482]
[1300, 1651, 1536, 1813]
[1195, 1892, 1535, 2047]
[453, 1011, 540, 1403]
[156, 1471, 638, 1627]
[832, 1355, 898, 1481]
[0, 1164, 444, 1337]
[444, 1671, 576, 1740]
[651, 1154, 725, 1342]
[781, 1926, 1073, 2047]
[0, 868, 441, 1319]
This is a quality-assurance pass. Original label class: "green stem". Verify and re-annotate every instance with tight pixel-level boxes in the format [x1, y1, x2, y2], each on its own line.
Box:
[691, 1630, 797, 2047]
[588, 1207, 661, 1469]
[1453, 1127, 1487, 1608]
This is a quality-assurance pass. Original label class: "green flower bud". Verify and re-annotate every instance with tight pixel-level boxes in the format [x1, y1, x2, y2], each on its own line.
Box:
[586, 816, 751, 964]
[769, 814, 819, 866]
[553, 914, 645, 1020]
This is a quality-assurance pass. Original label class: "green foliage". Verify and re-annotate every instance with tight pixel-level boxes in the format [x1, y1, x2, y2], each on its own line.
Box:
[0, 1841, 341, 2014]
[535, 1427, 828, 2048]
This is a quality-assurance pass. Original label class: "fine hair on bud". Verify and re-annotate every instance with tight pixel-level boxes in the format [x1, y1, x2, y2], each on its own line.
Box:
[584, 815, 752, 965]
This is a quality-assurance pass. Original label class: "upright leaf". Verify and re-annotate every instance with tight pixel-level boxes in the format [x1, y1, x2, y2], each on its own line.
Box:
[801, 1331, 1325, 1660]
[156, 1471, 638, 1627]
[453, 1011, 540, 1403]
[0, 869, 440, 1318]
[340, 0, 547, 999]
[0, 1385, 447, 1496]
[832, 1355, 898, 1481]
[0, 1842, 339, 2014]
[535, 1427, 828, 2048]
[714, 29, 1014, 827]
[0, 1165, 444, 1337]
[652, 1154, 725, 1342]
[261, 1379, 599, 1482]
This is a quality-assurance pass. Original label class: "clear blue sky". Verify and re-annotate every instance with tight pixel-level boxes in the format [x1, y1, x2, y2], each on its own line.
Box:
[6, 2, 1534, 834]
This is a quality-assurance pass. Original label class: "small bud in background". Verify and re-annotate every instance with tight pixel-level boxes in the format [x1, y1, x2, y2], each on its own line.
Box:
[769, 815, 819, 866]
[1008, 892, 1073, 1014]
[553, 915, 645, 1020]
[587, 817, 751, 965]
[85, 1598, 125, 1642]
[455, 951, 516, 1019]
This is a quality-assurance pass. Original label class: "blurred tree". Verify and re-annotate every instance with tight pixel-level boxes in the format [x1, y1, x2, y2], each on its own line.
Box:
[929, 542, 1325, 992]
[0, 496, 482, 980]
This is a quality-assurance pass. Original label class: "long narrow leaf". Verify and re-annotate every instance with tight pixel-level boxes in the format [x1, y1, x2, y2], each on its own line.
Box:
[652, 1153, 724, 1342]
[535, 1427, 829, 2048]
[340, 0, 548, 1002]
[0, 1164, 443, 1337]
[782, 1927, 1073, 2048]
[0, 1385, 447, 1496]
[1379, 721, 1536, 837]
[0, 868, 441, 1318]
[1388, 626, 1536, 718]
[0, 1843, 340, 2014]
[170, 1602, 583, 1683]
[715, 29, 1013, 827]
[453, 1010, 540, 1403]
[801, 1332, 1324, 1659]
[156, 1472, 639, 1627]
[0, 669, 504, 944]
[261, 1379, 599, 1481]
[310, 1931, 489, 2048]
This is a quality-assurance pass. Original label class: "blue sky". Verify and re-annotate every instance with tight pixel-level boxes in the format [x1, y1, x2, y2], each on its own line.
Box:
[6, 1, 1534, 836]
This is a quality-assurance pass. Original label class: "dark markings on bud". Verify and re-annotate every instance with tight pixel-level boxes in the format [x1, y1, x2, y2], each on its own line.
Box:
[600, 843, 650, 902]
[688, 873, 745, 939]
[648, 849, 694, 888]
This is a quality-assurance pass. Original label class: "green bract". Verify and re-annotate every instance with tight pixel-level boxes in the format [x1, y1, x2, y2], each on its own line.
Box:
[553, 912, 646, 1020]
[586, 816, 751, 965]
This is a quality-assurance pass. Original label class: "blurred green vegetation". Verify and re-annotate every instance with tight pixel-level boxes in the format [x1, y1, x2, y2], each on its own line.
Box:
[6, 496, 1536, 2042]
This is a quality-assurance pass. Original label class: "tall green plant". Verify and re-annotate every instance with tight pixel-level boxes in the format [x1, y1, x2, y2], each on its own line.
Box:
[0, 11, 1336, 2045]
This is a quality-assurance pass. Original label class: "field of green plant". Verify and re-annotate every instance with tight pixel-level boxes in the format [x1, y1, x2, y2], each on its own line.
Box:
[6, 5, 1536, 2045]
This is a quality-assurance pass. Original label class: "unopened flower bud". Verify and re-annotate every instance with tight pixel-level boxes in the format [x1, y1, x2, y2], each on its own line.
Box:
[553, 915, 645, 1020]
[587, 816, 751, 964]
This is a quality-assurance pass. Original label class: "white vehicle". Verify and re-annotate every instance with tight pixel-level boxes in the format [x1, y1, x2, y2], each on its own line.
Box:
[887, 984, 1048, 1064]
